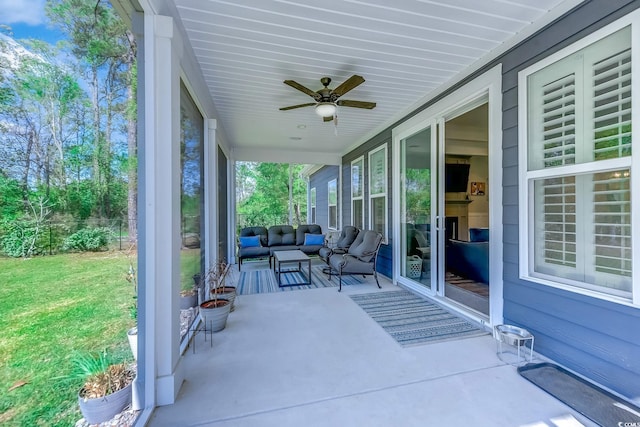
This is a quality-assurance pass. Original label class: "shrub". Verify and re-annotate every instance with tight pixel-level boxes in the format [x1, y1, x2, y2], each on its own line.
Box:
[63, 227, 112, 252]
[0, 218, 50, 257]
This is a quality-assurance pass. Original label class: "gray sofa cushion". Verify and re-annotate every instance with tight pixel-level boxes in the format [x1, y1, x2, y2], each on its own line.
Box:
[268, 225, 295, 246]
[239, 246, 270, 259]
[296, 224, 322, 245]
[239, 226, 268, 247]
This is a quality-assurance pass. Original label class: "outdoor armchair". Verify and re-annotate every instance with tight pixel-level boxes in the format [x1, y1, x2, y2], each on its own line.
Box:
[328, 230, 383, 291]
[319, 225, 359, 265]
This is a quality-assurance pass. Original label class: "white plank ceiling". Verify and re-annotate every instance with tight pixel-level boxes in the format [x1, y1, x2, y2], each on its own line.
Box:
[173, 0, 581, 164]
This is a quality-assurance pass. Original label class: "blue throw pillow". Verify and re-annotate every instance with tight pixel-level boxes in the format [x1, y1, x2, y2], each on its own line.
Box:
[304, 233, 324, 246]
[239, 235, 261, 248]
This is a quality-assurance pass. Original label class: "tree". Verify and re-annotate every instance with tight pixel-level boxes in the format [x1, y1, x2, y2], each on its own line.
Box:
[46, 0, 137, 238]
[236, 162, 308, 230]
[0, 35, 90, 206]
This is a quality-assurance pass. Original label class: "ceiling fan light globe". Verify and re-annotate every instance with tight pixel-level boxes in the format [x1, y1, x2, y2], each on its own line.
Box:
[315, 102, 336, 117]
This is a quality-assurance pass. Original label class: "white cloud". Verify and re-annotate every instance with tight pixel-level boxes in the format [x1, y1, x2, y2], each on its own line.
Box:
[0, 0, 46, 26]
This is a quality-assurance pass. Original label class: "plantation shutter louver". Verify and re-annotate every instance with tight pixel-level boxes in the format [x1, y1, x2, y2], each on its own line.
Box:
[542, 74, 577, 168]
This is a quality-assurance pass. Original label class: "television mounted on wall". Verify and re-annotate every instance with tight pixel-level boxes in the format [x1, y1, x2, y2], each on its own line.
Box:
[445, 164, 470, 192]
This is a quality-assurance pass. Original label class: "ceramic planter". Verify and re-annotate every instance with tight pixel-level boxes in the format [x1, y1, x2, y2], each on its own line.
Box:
[199, 297, 231, 332]
[210, 286, 237, 311]
[180, 292, 197, 309]
[127, 327, 137, 361]
[78, 382, 132, 425]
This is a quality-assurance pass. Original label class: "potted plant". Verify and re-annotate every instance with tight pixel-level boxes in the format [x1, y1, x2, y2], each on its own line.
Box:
[180, 287, 198, 309]
[208, 259, 236, 311]
[72, 350, 135, 425]
[199, 260, 232, 331]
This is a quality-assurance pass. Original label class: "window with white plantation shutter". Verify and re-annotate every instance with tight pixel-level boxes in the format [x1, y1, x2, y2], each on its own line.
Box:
[521, 22, 636, 303]
[328, 179, 337, 230]
[351, 157, 364, 229]
[310, 187, 316, 224]
[369, 144, 388, 243]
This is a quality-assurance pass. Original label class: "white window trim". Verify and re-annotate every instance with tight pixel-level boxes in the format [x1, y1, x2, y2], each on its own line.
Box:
[328, 179, 338, 230]
[351, 156, 365, 229]
[368, 144, 388, 243]
[518, 10, 640, 307]
[310, 187, 316, 224]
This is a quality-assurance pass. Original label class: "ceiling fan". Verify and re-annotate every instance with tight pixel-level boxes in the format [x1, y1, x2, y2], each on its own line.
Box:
[279, 75, 376, 122]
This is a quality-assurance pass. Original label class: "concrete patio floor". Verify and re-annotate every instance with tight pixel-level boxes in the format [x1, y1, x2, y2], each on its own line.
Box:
[149, 261, 596, 427]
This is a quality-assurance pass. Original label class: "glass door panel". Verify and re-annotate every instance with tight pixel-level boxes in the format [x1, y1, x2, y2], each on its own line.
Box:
[400, 127, 433, 289]
[442, 104, 490, 316]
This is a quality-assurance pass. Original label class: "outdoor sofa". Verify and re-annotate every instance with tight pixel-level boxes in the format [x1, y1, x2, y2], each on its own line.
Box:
[237, 224, 324, 270]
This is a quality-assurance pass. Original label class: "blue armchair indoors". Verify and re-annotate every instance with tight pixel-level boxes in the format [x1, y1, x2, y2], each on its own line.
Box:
[446, 227, 489, 284]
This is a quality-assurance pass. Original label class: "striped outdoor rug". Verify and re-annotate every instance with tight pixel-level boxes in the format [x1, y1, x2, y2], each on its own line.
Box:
[350, 290, 488, 347]
[236, 266, 364, 295]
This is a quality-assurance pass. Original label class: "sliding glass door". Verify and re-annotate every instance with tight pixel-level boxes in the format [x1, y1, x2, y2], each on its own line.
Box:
[399, 127, 435, 290]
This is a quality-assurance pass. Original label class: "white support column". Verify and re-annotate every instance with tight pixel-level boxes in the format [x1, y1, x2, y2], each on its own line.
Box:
[205, 119, 218, 268]
[229, 157, 237, 265]
[142, 14, 184, 407]
[338, 164, 343, 230]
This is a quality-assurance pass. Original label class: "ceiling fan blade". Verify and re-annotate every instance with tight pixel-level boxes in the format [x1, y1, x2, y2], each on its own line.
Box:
[332, 75, 365, 97]
[323, 116, 333, 122]
[279, 103, 316, 111]
[337, 99, 376, 109]
[283, 80, 321, 101]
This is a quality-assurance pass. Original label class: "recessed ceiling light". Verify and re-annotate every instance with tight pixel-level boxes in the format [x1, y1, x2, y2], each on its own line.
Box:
[290, 137, 302, 141]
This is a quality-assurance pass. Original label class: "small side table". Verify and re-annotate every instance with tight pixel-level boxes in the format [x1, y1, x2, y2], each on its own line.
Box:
[495, 324, 534, 366]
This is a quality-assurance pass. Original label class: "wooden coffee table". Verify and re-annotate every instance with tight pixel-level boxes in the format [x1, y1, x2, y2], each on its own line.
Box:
[272, 250, 311, 287]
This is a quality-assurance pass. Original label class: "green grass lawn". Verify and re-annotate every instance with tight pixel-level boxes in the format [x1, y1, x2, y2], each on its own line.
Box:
[0, 251, 137, 426]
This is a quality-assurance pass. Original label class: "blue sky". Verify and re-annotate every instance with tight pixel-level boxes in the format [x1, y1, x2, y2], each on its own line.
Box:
[1, 0, 65, 44]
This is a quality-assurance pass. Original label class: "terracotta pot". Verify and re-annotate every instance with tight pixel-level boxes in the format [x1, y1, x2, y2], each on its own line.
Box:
[199, 297, 231, 332]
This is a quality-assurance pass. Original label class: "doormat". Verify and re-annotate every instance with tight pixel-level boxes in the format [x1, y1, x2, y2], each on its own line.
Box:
[349, 290, 487, 347]
[518, 363, 640, 426]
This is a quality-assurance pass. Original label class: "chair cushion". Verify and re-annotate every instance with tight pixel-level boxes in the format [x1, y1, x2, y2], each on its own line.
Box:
[298, 244, 323, 255]
[304, 233, 324, 246]
[335, 226, 359, 249]
[318, 246, 333, 262]
[239, 236, 261, 248]
[414, 230, 429, 248]
[348, 230, 382, 262]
